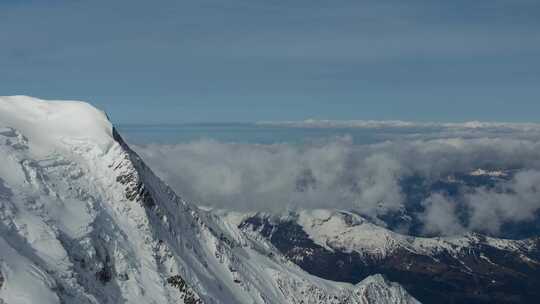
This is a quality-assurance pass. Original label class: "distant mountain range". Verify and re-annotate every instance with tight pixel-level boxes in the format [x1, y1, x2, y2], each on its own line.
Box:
[235, 209, 540, 303]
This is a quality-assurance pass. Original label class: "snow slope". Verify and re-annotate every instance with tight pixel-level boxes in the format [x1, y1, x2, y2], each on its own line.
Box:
[0, 96, 419, 304]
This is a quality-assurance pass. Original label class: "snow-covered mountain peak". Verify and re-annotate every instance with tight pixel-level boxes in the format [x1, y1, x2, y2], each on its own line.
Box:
[0, 97, 419, 304]
[0, 96, 113, 155]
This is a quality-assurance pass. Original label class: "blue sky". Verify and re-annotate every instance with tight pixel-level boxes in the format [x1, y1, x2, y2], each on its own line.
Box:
[1, 0, 539, 123]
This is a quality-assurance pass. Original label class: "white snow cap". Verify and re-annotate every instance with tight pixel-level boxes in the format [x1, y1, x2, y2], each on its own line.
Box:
[0, 95, 113, 153]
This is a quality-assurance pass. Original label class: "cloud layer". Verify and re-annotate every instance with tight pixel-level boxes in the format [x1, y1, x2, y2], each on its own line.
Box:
[132, 123, 540, 237]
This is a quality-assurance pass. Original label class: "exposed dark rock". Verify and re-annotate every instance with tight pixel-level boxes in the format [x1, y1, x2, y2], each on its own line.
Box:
[118, 273, 129, 281]
[167, 275, 203, 304]
[112, 128, 156, 208]
[96, 266, 113, 284]
[95, 250, 114, 284]
[116, 171, 155, 207]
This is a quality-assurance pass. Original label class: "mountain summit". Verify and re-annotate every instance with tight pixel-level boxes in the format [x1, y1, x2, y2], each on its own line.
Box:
[0, 96, 418, 303]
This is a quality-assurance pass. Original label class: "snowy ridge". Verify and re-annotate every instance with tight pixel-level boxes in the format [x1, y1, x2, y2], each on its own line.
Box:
[0, 96, 419, 304]
[297, 209, 536, 258]
[238, 209, 537, 260]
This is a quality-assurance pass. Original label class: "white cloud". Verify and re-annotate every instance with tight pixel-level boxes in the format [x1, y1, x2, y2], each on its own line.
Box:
[420, 193, 465, 236]
[131, 124, 540, 236]
[465, 170, 540, 234]
[257, 120, 540, 132]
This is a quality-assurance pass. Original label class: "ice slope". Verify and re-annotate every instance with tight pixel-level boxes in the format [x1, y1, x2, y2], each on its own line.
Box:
[0, 96, 419, 304]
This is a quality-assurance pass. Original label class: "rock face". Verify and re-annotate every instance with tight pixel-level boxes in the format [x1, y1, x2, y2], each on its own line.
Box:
[0, 96, 419, 304]
[238, 210, 540, 304]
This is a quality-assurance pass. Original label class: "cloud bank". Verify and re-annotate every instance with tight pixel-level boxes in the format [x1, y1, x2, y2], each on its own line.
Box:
[132, 122, 540, 237]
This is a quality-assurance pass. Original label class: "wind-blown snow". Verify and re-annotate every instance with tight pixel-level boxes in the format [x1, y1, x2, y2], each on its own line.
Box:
[0, 96, 419, 304]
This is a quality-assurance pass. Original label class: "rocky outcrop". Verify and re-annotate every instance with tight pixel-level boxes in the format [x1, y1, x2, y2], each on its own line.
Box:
[167, 275, 203, 304]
